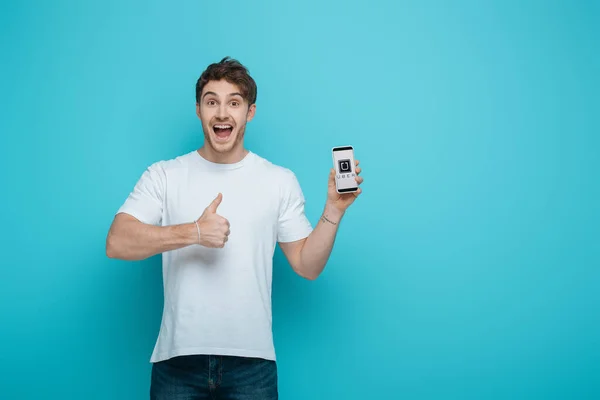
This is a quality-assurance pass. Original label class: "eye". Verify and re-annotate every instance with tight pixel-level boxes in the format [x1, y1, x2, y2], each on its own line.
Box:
[207, 100, 217, 106]
[231, 101, 239, 107]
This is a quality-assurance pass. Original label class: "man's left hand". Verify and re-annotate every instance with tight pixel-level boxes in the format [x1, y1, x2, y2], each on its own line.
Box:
[326, 160, 363, 215]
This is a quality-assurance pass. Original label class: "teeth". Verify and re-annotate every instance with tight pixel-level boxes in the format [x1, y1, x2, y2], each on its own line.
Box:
[214, 125, 232, 129]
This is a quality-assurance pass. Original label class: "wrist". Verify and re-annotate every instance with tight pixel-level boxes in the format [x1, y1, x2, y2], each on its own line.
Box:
[182, 221, 200, 246]
[192, 220, 201, 245]
[166, 222, 199, 247]
[323, 203, 344, 223]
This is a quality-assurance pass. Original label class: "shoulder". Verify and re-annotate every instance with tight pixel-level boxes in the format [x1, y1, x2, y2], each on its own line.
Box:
[250, 153, 306, 204]
[129, 151, 196, 192]
[250, 152, 299, 184]
[145, 151, 197, 176]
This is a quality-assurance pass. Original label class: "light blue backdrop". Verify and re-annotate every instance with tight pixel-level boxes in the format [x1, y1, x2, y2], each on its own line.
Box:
[1, 0, 598, 399]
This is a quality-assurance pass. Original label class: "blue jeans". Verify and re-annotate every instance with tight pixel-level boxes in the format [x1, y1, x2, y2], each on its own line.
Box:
[150, 354, 278, 400]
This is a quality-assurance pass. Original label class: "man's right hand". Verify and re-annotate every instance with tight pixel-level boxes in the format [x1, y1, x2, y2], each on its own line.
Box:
[196, 193, 230, 248]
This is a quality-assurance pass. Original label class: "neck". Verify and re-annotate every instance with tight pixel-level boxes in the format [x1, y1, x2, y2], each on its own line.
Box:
[197, 145, 248, 164]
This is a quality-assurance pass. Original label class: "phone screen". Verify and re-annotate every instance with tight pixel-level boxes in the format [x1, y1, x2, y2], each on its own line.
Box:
[332, 146, 357, 192]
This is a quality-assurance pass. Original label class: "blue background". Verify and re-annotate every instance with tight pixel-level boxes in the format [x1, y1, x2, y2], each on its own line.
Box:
[1, 0, 598, 398]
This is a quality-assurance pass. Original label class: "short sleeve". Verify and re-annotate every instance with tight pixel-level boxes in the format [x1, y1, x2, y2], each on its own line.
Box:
[116, 162, 165, 226]
[277, 171, 313, 243]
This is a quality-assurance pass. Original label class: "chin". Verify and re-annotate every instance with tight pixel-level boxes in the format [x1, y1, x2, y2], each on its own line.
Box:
[211, 142, 235, 153]
[208, 133, 243, 153]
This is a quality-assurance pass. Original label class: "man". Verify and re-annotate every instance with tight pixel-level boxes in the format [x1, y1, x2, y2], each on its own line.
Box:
[106, 57, 363, 399]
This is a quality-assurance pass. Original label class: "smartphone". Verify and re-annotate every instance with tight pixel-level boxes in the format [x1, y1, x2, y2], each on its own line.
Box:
[332, 145, 358, 193]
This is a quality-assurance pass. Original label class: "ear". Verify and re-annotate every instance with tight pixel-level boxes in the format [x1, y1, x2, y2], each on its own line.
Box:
[246, 103, 256, 122]
[195, 102, 202, 119]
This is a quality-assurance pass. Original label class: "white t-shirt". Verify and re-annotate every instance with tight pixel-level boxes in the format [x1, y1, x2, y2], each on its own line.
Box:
[116, 150, 313, 363]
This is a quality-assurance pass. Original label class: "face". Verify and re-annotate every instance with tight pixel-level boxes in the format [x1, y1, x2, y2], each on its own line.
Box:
[196, 79, 256, 155]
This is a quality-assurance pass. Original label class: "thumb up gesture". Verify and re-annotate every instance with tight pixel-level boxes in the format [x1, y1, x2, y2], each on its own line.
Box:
[195, 193, 230, 248]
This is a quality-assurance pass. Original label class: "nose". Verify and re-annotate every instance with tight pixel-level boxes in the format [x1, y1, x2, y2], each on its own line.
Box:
[216, 103, 227, 119]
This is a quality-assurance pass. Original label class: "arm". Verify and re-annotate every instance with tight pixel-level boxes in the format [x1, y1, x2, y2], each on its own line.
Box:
[280, 161, 363, 280]
[106, 213, 198, 261]
[279, 204, 344, 280]
[107, 193, 230, 261]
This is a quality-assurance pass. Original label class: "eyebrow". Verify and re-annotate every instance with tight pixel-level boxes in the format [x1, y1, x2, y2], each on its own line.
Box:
[202, 91, 243, 99]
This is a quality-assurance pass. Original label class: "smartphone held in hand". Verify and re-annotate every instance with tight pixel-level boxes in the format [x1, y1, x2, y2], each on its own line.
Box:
[332, 145, 358, 194]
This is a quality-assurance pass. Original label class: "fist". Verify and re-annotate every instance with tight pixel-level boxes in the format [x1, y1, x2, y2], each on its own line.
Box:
[196, 193, 230, 248]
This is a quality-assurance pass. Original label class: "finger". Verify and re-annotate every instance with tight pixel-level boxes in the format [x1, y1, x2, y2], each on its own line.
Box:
[355, 159, 360, 167]
[356, 166, 361, 175]
[206, 193, 223, 213]
[353, 187, 362, 197]
[225, 229, 231, 236]
[355, 176, 364, 184]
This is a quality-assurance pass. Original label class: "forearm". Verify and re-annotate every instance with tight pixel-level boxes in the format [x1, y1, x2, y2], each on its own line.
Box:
[106, 214, 198, 261]
[298, 204, 344, 279]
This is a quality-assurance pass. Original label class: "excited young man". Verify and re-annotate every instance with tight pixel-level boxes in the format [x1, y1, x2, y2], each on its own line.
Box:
[106, 57, 363, 399]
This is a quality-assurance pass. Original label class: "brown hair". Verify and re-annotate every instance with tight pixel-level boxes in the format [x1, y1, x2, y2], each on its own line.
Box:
[195, 57, 257, 106]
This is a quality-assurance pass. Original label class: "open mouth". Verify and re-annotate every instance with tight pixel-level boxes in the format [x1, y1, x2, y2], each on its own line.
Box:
[213, 124, 233, 141]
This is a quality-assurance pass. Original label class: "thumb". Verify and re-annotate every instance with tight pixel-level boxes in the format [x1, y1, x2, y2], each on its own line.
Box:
[206, 193, 223, 213]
